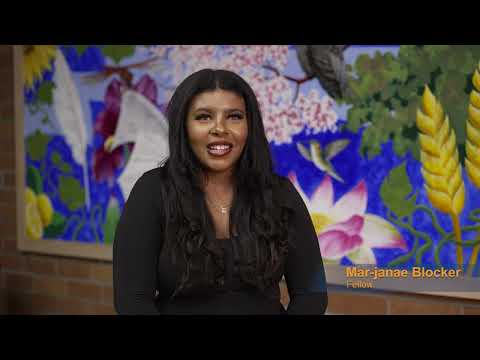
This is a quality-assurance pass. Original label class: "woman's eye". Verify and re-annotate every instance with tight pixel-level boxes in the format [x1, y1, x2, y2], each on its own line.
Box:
[229, 113, 244, 120]
[195, 114, 210, 121]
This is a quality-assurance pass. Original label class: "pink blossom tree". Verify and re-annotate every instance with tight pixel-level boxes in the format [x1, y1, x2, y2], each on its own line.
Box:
[147, 45, 339, 144]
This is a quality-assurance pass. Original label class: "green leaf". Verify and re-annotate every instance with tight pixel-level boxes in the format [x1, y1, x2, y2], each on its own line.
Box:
[51, 152, 62, 165]
[26, 129, 51, 161]
[101, 45, 136, 64]
[37, 81, 55, 105]
[380, 162, 417, 218]
[74, 45, 89, 56]
[102, 200, 121, 245]
[60, 163, 72, 173]
[58, 176, 85, 211]
[51, 151, 72, 173]
[345, 45, 480, 160]
[43, 212, 67, 238]
[27, 166, 43, 194]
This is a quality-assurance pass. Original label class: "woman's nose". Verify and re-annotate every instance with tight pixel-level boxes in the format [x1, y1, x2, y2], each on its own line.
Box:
[210, 116, 227, 134]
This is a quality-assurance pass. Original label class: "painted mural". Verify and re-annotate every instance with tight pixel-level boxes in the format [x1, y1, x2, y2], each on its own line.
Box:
[21, 45, 480, 278]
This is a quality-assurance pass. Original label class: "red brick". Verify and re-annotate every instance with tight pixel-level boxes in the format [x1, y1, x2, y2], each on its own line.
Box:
[57, 297, 96, 315]
[94, 303, 116, 315]
[0, 45, 13, 57]
[0, 287, 6, 314]
[0, 122, 14, 140]
[464, 307, 480, 315]
[102, 286, 113, 306]
[5, 272, 32, 292]
[389, 297, 460, 315]
[0, 204, 17, 224]
[3, 172, 15, 188]
[0, 218, 17, 238]
[91, 263, 112, 284]
[7, 292, 32, 314]
[32, 276, 65, 297]
[59, 259, 91, 279]
[26, 255, 57, 275]
[0, 75, 13, 100]
[0, 189, 16, 204]
[0, 50, 13, 67]
[0, 103, 14, 121]
[0, 91, 13, 105]
[0, 152, 14, 169]
[29, 294, 60, 315]
[0, 254, 25, 271]
[327, 291, 388, 315]
[1, 237, 17, 251]
[66, 281, 101, 302]
[0, 138, 14, 154]
[0, 97, 12, 110]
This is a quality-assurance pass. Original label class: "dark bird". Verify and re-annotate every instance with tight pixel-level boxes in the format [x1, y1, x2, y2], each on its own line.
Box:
[296, 45, 350, 99]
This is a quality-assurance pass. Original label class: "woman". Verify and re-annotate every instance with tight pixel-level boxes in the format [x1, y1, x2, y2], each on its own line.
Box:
[113, 69, 328, 315]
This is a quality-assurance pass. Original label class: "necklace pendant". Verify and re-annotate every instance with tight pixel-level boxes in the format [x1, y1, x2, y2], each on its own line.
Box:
[221, 207, 227, 214]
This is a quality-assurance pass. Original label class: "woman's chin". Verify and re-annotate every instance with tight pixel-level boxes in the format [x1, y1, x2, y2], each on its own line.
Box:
[202, 159, 235, 174]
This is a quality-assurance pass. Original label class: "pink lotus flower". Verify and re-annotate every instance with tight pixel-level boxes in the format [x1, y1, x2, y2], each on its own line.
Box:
[93, 75, 158, 185]
[289, 172, 407, 264]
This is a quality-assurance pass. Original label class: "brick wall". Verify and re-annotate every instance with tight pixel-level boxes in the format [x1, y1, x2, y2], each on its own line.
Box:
[2, 45, 480, 315]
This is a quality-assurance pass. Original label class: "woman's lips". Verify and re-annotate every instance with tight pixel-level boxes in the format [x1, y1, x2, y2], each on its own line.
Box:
[207, 143, 233, 157]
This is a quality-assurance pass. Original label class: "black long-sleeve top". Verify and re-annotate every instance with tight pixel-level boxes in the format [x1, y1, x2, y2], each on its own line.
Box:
[113, 166, 328, 315]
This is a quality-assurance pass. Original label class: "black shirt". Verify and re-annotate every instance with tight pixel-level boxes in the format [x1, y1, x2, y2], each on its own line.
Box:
[113, 167, 328, 315]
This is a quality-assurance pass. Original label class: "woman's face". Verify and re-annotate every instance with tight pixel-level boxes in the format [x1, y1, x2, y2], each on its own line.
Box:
[186, 89, 248, 176]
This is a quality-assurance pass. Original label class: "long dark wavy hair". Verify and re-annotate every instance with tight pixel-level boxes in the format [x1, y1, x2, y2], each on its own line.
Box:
[159, 69, 293, 298]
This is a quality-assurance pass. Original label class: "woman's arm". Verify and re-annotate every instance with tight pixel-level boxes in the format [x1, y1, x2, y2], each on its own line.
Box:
[113, 169, 164, 315]
[282, 179, 328, 315]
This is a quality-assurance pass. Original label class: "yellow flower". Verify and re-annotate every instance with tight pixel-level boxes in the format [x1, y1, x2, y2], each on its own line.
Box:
[24, 187, 54, 240]
[465, 62, 480, 277]
[25, 198, 43, 240]
[417, 86, 465, 269]
[466, 64, 480, 188]
[25, 187, 37, 206]
[416, 86, 465, 216]
[37, 193, 53, 227]
[23, 45, 57, 89]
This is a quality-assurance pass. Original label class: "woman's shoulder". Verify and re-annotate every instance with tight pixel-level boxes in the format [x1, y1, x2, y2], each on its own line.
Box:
[134, 166, 163, 185]
[141, 164, 167, 181]
[271, 174, 297, 207]
[129, 165, 168, 200]
[272, 173, 312, 214]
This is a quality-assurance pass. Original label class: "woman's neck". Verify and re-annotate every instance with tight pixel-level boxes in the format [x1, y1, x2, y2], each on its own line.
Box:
[202, 169, 234, 192]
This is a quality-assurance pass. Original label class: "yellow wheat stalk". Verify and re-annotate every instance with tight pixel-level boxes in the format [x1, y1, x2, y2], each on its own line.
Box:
[466, 64, 480, 276]
[416, 86, 465, 270]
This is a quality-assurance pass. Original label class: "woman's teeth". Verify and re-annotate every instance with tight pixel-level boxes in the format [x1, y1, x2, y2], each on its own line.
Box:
[207, 144, 232, 156]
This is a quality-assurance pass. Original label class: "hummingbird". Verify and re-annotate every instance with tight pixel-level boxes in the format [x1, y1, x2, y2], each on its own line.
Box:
[297, 139, 350, 183]
[296, 45, 350, 100]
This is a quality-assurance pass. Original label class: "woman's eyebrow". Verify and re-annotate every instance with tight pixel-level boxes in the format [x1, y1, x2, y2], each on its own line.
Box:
[193, 107, 213, 113]
[193, 107, 245, 113]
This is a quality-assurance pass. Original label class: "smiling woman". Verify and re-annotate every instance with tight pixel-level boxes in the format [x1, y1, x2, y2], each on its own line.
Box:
[112, 69, 328, 315]
[186, 89, 248, 175]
